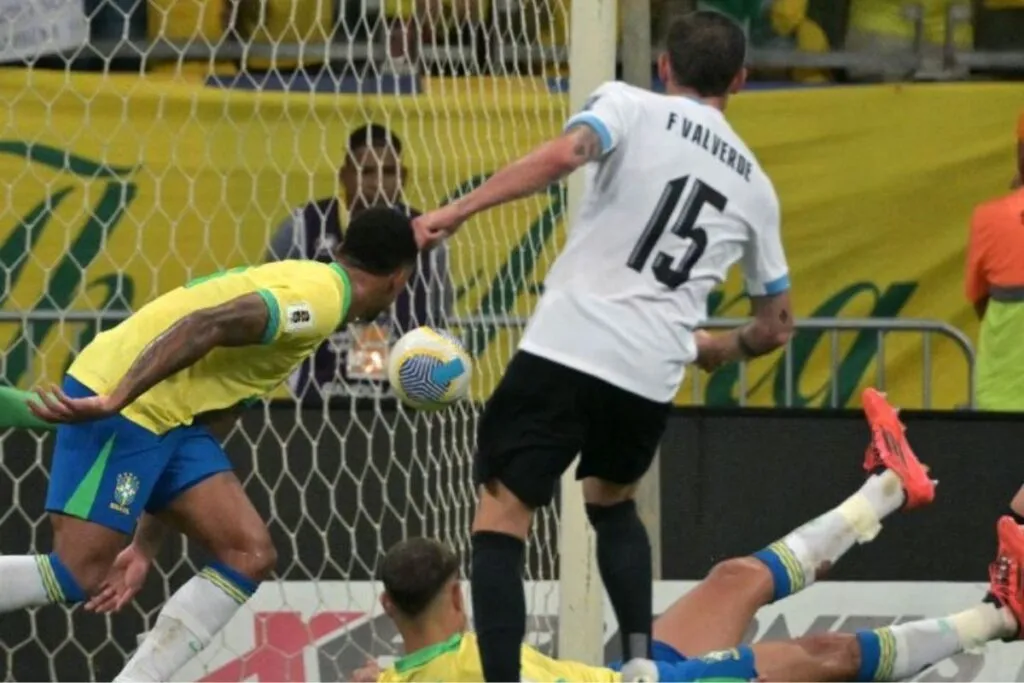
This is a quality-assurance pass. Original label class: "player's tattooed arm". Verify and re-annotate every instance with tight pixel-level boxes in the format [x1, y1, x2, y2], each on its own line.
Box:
[566, 124, 604, 164]
[433, 124, 604, 231]
[695, 292, 794, 371]
[106, 293, 270, 411]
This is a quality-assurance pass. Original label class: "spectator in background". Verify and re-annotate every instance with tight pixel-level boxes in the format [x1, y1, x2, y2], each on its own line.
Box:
[698, 0, 832, 83]
[267, 124, 452, 401]
[385, 0, 490, 74]
[146, 0, 332, 75]
[964, 130, 1024, 412]
[845, 0, 971, 80]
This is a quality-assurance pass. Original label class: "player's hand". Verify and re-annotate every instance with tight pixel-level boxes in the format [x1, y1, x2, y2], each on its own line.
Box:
[85, 544, 151, 614]
[27, 385, 121, 424]
[693, 330, 724, 373]
[351, 657, 382, 683]
[413, 204, 465, 250]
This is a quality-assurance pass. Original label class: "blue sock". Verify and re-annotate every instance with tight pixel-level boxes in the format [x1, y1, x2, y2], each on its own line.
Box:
[855, 629, 896, 681]
[200, 561, 259, 604]
[752, 541, 804, 602]
[43, 552, 87, 603]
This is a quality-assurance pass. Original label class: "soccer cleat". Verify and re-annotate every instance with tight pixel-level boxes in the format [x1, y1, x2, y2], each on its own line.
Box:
[989, 516, 1024, 639]
[861, 388, 935, 509]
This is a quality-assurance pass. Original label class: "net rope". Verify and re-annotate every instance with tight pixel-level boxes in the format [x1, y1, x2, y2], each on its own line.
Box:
[0, 1, 571, 680]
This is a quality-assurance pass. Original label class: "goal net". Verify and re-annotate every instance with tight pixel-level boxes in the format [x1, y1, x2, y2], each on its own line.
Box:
[0, 0, 590, 680]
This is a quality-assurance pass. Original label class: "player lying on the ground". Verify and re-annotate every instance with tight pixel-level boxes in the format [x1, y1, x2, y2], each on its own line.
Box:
[356, 392, 1023, 682]
[3, 207, 418, 682]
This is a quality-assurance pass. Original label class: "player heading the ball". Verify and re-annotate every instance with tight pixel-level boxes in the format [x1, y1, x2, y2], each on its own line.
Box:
[17, 206, 417, 682]
[413, 10, 794, 683]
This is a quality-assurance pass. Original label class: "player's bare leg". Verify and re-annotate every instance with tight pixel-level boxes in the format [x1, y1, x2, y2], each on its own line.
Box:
[583, 478, 658, 680]
[0, 514, 126, 614]
[652, 388, 935, 657]
[470, 480, 534, 682]
[115, 472, 276, 682]
[748, 516, 1023, 682]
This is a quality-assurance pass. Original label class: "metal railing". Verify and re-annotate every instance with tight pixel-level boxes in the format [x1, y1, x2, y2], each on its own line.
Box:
[0, 312, 975, 409]
[698, 317, 975, 409]
[451, 315, 977, 409]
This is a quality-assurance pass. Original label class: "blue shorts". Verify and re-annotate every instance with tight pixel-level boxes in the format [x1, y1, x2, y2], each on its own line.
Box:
[610, 641, 759, 682]
[45, 375, 232, 534]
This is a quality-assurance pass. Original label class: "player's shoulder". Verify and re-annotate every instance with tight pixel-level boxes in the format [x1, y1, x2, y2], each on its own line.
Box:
[588, 80, 651, 110]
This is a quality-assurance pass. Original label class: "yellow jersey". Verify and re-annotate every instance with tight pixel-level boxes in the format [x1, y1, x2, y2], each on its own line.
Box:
[69, 261, 350, 434]
[378, 632, 621, 683]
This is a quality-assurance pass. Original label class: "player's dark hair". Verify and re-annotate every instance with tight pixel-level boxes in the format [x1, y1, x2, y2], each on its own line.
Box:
[665, 11, 747, 98]
[347, 123, 403, 157]
[380, 537, 460, 619]
[338, 206, 418, 275]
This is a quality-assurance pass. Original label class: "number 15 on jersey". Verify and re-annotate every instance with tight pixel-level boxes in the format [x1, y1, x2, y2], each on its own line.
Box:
[626, 175, 727, 289]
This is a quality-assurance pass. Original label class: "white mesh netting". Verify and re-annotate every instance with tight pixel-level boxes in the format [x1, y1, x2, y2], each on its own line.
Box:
[0, 1, 575, 679]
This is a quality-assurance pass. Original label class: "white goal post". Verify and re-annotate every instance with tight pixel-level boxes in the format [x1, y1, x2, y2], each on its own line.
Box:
[557, 0, 619, 667]
[0, 0, 640, 680]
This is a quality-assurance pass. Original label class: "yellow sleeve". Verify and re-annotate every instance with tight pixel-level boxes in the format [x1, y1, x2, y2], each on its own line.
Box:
[257, 265, 346, 346]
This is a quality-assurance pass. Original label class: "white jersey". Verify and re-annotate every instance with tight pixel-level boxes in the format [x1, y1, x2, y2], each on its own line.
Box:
[519, 81, 790, 403]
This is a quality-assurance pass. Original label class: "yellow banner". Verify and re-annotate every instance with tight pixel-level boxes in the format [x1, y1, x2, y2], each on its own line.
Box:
[0, 71, 1018, 409]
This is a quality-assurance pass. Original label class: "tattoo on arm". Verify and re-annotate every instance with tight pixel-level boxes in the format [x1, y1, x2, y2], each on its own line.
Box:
[109, 293, 270, 409]
[567, 125, 603, 163]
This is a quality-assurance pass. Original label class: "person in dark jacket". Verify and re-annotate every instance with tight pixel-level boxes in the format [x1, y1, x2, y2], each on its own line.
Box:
[266, 124, 452, 401]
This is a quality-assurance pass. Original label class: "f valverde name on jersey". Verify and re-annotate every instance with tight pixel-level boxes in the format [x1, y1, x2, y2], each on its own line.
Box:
[68, 260, 351, 434]
[518, 80, 790, 403]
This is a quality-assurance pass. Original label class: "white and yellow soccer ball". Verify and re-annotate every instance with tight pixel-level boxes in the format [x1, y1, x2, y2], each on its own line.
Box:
[387, 326, 472, 410]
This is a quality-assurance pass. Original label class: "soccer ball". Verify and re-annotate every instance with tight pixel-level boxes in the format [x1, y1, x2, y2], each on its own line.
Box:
[387, 326, 472, 410]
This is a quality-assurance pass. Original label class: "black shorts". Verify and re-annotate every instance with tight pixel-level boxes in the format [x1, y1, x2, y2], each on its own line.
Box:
[475, 351, 671, 509]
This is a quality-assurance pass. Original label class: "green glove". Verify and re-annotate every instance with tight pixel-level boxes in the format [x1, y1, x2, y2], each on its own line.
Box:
[0, 386, 56, 431]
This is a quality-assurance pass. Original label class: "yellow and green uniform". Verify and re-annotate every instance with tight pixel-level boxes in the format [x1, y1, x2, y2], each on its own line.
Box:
[46, 260, 351, 534]
[378, 632, 759, 682]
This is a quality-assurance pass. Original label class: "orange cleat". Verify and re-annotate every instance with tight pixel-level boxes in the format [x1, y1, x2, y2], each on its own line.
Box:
[989, 516, 1024, 639]
[862, 388, 935, 509]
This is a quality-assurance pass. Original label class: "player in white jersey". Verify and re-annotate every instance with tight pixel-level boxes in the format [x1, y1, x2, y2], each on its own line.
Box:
[415, 11, 793, 682]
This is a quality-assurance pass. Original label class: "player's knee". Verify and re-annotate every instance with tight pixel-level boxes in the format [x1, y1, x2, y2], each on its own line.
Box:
[582, 477, 637, 507]
[472, 481, 533, 538]
[212, 527, 277, 581]
[800, 633, 861, 679]
[705, 557, 772, 594]
[49, 516, 126, 599]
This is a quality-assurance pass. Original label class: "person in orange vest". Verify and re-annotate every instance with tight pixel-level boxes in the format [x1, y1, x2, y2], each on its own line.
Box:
[964, 113, 1024, 414]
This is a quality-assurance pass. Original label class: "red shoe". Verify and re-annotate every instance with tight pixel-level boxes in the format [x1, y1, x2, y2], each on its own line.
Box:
[862, 388, 935, 509]
[989, 516, 1024, 639]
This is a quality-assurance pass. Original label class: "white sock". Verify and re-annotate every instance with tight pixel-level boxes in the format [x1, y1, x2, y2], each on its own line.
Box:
[870, 603, 1016, 680]
[0, 555, 60, 611]
[114, 569, 252, 682]
[762, 471, 905, 594]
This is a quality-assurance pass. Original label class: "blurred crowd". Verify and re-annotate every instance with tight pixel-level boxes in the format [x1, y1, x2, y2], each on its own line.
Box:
[65, 0, 1024, 82]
